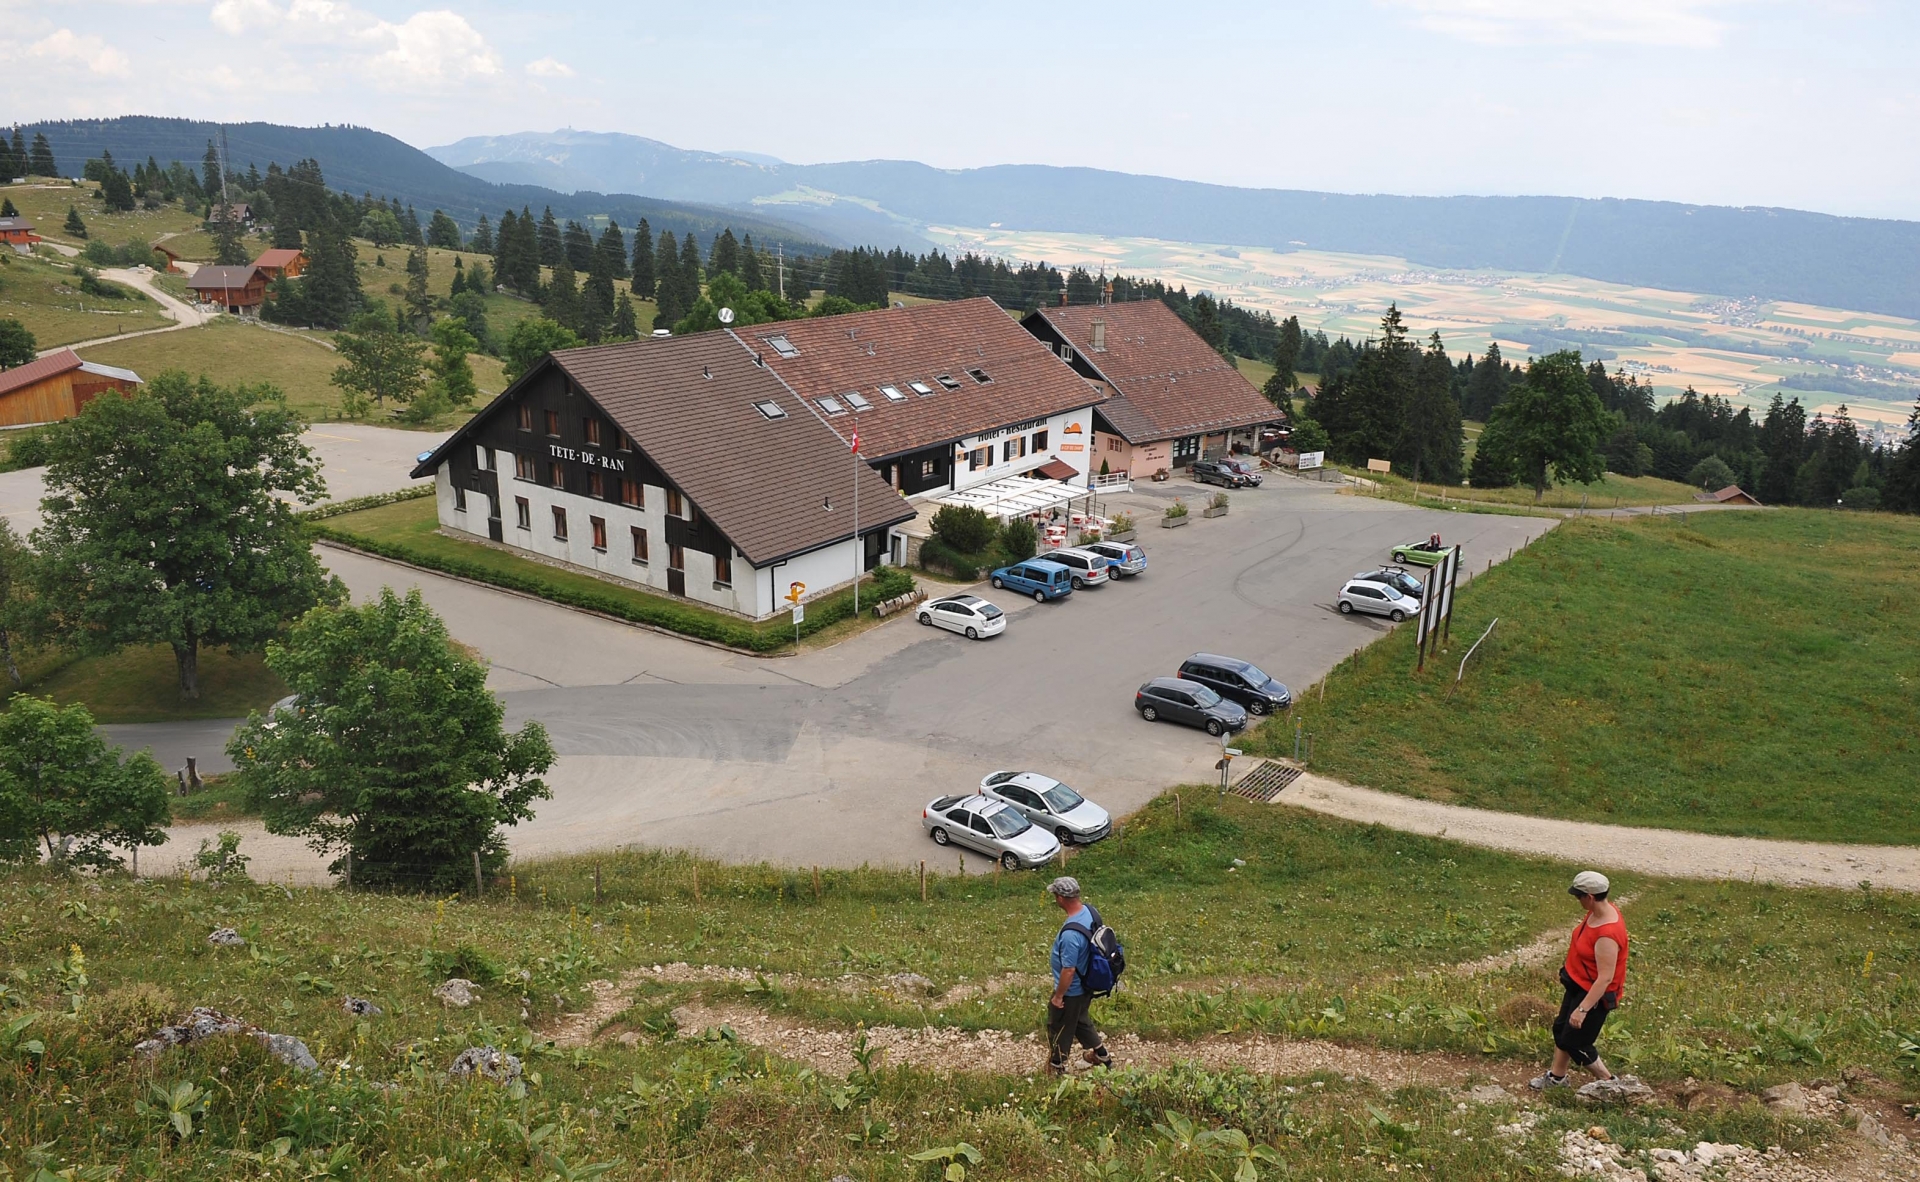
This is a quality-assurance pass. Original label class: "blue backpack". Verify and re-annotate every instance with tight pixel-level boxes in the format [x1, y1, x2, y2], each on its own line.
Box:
[1064, 906, 1126, 997]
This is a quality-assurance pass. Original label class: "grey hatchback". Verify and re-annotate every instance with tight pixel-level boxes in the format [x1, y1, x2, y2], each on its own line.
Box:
[1133, 676, 1249, 736]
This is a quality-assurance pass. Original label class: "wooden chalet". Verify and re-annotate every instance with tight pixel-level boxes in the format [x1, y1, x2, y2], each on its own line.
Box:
[252, 248, 307, 280]
[0, 349, 142, 427]
[187, 264, 268, 313]
[0, 216, 39, 252]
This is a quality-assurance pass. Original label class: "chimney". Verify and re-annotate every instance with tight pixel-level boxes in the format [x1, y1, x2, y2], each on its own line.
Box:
[1091, 320, 1107, 352]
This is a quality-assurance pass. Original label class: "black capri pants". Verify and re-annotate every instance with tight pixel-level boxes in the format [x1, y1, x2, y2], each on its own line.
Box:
[1552, 967, 1617, 1067]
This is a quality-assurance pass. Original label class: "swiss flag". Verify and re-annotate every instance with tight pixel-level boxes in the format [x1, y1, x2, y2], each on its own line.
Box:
[850, 428, 860, 454]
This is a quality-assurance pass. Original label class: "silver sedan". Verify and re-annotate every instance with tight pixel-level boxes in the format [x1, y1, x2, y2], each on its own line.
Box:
[979, 771, 1113, 844]
[922, 793, 1061, 870]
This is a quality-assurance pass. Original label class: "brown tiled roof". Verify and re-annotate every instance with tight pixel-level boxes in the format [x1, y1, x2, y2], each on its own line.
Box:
[748, 297, 1104, 461]
[0, 217, 35, 233]
[187, 264, 263, 290]
[0, 349, 82, 398]
[412, 332, 912, 568]
[1033, 300, 1280, 443]
[253, 248, 303, 269]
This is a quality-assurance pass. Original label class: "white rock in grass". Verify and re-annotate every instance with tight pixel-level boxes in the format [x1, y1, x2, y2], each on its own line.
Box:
[448, 1046, 522, 1084]
[1576, 1076, 1655, 1106]
[207, 927, 246, 947]
[433, 978, 479, 1008]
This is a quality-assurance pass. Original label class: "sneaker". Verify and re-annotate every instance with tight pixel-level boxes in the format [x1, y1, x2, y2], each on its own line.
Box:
[1047, 1060, 1068, 1076]
[1528, 1072, 1569, 1091]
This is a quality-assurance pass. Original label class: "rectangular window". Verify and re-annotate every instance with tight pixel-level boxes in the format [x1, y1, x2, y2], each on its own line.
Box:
[518, 405, 533, 431]
[1108, 436, 1122, 452]
[920, 459, 935, 478]
[515, 453, 535, 481]
[631, 526, 649, 564]
[620, 478, 642, 507]
[667, 488, 683, 518]
[669, 543, 685, 571]
[475, 443, 491, 469]
[453, 482, 467, 511]
[1003, 437, 1026, 464]
[548, 461, 565, 489]
[1033, 429, 1048, 452]
[552, 506, 568, 540]
[936, 373, 961, 390]
[616, 432, 634, 452]
[817, 396, 847, 416]
[968, 368, 991, 384]
[714, 553, 732, 588]
[843, 391, 871, 411]
[910, 381, 935, 396]
[590, 516, 607, 551]
[589, 471, 605, 499]
[1059, 344, 1074, 364]
[753, 400, 787, 420]
[764, 333, 799, 358]
[583, 418, 602, 446]
[969, 447, 989, 471]
[880, 384, 905, 402]
[544, 409, 561, 437]
[515, 497, 530, 530]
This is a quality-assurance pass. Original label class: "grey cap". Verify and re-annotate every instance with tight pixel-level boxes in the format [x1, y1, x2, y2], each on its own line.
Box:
[1046, 876, 1081, 898]
[1570, 871, 1611, 897]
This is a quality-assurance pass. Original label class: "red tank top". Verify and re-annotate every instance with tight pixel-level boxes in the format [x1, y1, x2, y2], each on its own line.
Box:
[1564, 910, 1628, 996]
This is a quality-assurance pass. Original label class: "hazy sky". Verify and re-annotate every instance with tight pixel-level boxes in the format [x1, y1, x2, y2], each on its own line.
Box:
[4, 0, 1916, 220]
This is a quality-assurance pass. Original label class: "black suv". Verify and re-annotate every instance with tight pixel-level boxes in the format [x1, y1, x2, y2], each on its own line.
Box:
[1191, 459, 1253, 488]
[1177, 653, 1292, 716]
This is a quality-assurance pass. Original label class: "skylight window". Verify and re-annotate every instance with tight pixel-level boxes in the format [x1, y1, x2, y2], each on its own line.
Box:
[967, 368, 991, 384]
[909, 381, 936, 396]
[817, 396, 847, 416]
[936, 373, 962, 390]
[752, 400, 787, 420]
[844, 391, 872, 411]
[880, 384, 906, 402]
[764, 334, 800, 358]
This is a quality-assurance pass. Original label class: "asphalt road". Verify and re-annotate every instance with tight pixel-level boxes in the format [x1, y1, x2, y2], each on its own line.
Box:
[237, 476, 1548, 873]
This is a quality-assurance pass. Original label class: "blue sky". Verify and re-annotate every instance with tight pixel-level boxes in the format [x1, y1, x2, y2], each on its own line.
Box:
[4, 0, 1917, 220]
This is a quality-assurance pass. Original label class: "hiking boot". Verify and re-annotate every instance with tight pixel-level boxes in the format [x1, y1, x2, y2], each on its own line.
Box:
[1084, 1048, 1112, 1069]
[1047, 1060, 1069, 1076]
[1528, 1071, 1570, 1091]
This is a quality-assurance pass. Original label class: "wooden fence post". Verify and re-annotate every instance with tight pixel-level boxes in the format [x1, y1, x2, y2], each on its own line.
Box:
[692, 862, 701, 903]
[472, 851, 483, 896]
[919, 860, 927, 903]
[812, 866, 821, 900]
[594, 863, 603, 907]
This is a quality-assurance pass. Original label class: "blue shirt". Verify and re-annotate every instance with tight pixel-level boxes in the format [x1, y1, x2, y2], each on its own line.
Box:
[1051, 907, 1094, 997]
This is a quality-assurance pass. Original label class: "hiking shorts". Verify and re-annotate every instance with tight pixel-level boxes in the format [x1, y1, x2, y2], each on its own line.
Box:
[1552, 968, 1617, 1067]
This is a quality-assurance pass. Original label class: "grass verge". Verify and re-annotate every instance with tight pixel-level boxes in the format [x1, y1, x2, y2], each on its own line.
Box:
[23, 643, 287, 724]
[1246, 509, 1920, 844]
[1353, 467, 1703, 512]
[0, 793, 1902, 1178]
[311, 494, 905, 653]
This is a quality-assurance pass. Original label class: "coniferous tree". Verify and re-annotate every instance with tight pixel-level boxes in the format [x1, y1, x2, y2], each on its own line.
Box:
[399, 203, 423, 246]
[272, 219, 303, 250]
[63, 206, 88, 239]
[1272, 316, 1302, 386]
[611, 292, 638, 340]
[1461, 341, 1509, 421]
[28, 133, 56, 178]
[562, 219, 594, 271]
[200, 141, 221, 196]
[4, 129, 23, 177]
[678, 233, 703, 309]
[652, 230, 683, 327]
[211, 203, 248, 265]
[740, 233, 763, 291]
[300, 221, 364, 329]
[470, 214, 494, 254]
[1756, 394, 1807, 506]
[101, 167, 135, 213]
[1402, 333, 1465, 485]
[630, 218, 655, 300]
[0, 198, 14, 219]
[709, 228, 740, 277]
[543, 254, 581, 332]
[1883, 399, 1920, 514]
[512, 207, 541, 291]
[595, 221, 628, 280]
[536, 207, 562, 267]
[403, 244, 433, 330]
[425, 209, 462, 250]
[492, 208, 518, 288]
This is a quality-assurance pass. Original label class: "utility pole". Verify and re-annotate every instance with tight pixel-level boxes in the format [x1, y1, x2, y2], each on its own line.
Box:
[851, 427, 861, 616]
[776, 243, 785, 301]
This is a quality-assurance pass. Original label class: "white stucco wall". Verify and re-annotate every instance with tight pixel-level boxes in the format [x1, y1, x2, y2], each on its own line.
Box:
[947, 406, 1097, 495]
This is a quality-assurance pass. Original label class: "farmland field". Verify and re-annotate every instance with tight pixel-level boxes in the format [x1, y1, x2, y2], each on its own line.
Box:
[927, 227, 1920, 444]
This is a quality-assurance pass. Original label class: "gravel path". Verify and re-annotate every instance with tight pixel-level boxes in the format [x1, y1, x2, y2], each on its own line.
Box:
[1274, 772, 1920, 892]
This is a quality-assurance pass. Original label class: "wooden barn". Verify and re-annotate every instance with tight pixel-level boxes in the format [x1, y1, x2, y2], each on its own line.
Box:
[0, 349, 143, 427]
[252, 248, 307, 280]
[187, 264, 267, 313]
[0, 215, 39, 252]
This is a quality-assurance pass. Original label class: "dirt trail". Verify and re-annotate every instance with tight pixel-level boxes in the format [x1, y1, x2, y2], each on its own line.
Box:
[31, 247, 217, 353]
[1447, 895, 1637, 979]
[1274, 772, 1920, 892]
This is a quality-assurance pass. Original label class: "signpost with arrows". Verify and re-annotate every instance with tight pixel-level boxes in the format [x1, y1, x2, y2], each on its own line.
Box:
[787, 581, 806, 645]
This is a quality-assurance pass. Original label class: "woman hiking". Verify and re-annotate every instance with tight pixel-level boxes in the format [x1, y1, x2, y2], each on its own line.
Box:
[1531, 870, 1628, 1091]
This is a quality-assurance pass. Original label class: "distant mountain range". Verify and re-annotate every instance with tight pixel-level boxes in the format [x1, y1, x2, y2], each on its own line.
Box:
[429, 129, 1920, 320]
[17, 117, 834, 251]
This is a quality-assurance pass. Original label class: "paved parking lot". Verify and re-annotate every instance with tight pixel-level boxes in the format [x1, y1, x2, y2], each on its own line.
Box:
[268, 476, 1547, 872]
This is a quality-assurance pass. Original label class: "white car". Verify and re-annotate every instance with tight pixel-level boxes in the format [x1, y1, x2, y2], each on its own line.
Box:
[979, 771, 1113, 844]
[922, 794, 1061, 870]
[917, 593, 1006, 639]
[1338, 577, 1417, 622]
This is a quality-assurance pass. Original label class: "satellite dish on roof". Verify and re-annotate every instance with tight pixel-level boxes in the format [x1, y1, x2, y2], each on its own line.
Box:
[718, 307, 735, 325]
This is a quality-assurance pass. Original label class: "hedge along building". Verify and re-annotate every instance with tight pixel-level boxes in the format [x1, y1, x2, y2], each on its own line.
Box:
[410, 330, 912, 621]
[748, 297, 1108, 562]
[1022, 299, 1281, 479]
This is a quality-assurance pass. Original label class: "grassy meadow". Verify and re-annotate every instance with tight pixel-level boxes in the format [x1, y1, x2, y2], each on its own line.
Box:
[0, 251, 172, 347]
[1350, 467, 1705, 512]
[1, 794, 1909, 1178]
[21, 643, 288, 724]
[0, 182, 207, 255]
[1246, 509, 1920, 843]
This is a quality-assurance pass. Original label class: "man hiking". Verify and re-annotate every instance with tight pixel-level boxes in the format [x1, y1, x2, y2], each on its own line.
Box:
[1046, 876, 1113, 1075]
[1532, 870, 1628, 1090]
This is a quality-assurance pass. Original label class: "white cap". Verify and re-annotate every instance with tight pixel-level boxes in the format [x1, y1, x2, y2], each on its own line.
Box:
[1570, 871, 1611, 897]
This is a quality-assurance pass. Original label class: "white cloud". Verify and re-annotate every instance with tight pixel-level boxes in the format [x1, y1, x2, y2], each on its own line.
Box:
[1380, 0, 1745, 47]
[525, 55, 573, 78]
[29, 28, 132, 75]
[205, 0, 499, 87]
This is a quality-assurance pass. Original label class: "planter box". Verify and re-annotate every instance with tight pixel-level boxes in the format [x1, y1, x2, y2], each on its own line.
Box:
[1107, 529, 1137, 543]
[1161, 515, 1190, 529]
[1203, 506, 1229, 518]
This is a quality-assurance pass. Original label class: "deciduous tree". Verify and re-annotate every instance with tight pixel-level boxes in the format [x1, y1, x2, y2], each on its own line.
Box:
[500, 317, 583, 382]
[31, 374, 341, 698]
[0, 320, 36, 369]
[229, 588, 554, 890]
[331, 304, 427, 416]
[1487, 350, 1609, 500]
[0, 695, 169, 868]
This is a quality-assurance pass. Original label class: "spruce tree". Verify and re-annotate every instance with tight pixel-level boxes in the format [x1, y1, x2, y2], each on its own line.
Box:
[611, 292, 638, 340]
[63, 206, 88, 239]
[1402, 333, 1465, 484]
[629, 218, 655, 300]
[5, 129, 24, 178]
[543, 254, 581, 332]
[740, 233, 763, 291]
[28, 133, 56, 178]
[403, 244, 433, 330]
[1272, 316, 1302, 387]
[1463, 341, 1508, 420]
[492, 209, 518, 288]
[595, 221, 628, 280]
[0, 198, 15, 218]
[653, 230, 683, 325]
[514, 207, 542, 291]
[471, 214, 494, 254]
[211, 204, 248, 265]
[562, 219, 594, 271]
[200, 141, 221, 196]
[709, 228, 740, 277]
[426, 209, 462, 250]
[101, 167, 135, 213]
[678, 233, 703, 308]
[537, 206, 562, 267]
[301, 221, 364, 329]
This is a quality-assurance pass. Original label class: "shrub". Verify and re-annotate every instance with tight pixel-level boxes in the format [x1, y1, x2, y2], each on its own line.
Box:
[3, 428, 50, 472]
[1841, 485, 1881, 510]
[917, 536, 979, 581]
[1210, 491, 1230, 509]
[1289, 416, 1331, 453]
[1110, 513, 1135, 534]
[929, 504, 996, 553]
[89, 983, 178, 1048]
[870, 565, 915, 601]
[996, 517, 1038, 564]
[1687, 455, 1737, 490]
[1165, 500, 1189, 519]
